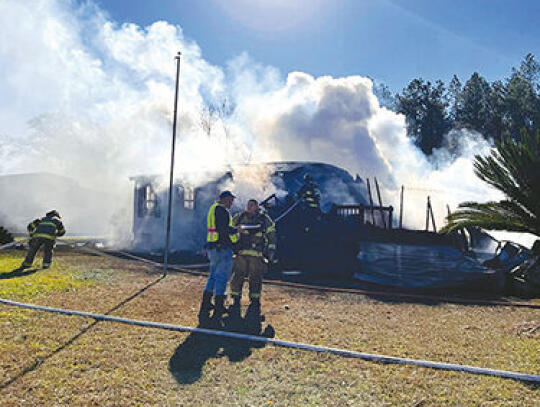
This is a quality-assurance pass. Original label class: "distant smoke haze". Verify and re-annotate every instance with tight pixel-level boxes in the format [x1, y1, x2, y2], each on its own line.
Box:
[0, 0, 514, 245]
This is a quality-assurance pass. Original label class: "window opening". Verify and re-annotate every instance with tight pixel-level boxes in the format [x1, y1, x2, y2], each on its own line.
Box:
[138, 183, 160, 217]
[184, 186, 195, 210]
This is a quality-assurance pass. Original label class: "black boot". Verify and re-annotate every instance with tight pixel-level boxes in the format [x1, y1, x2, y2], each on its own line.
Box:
[212, 295, 228, 319]
[245, 299, 263, 334]
[227, 295, 241, 319]
[198, 291, 213, 322]
[247, 298, 264, 320]
[249, 297, 261, 311]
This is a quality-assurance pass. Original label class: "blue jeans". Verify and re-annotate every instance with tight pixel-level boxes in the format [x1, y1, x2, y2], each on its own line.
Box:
[204, 247, 233, 296]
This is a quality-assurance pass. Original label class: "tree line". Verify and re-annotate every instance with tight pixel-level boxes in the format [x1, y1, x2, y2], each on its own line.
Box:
[394, 53, 540, 155]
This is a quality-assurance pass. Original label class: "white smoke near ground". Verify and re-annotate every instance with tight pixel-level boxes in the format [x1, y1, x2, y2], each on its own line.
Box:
[0, 0, 527, 247]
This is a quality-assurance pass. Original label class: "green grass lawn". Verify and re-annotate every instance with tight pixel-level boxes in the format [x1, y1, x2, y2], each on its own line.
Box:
[0, 251, 91, 300]
[0, 249, 538, 406]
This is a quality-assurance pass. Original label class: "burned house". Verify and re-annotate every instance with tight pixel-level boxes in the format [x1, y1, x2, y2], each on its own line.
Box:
[130, 161, 506, 292]
[130, 162, 370, 254]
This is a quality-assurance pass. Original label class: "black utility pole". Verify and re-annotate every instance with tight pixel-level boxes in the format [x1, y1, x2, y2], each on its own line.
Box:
[374, 177, 387, 229]
[163, 51, 181, 275]
[399, 185, 404, 229]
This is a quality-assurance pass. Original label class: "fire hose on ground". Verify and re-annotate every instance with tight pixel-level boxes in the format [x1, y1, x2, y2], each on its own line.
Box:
[88, 248, 540, 310]
[0, 240, 26, 250]
[1, 214, 539, 382]
[0, 297, 538, 383]
[2, 202, 538, 382]
[2, 223, 539, 310]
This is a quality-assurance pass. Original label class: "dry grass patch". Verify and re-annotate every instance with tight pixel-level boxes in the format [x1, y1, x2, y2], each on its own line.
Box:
[0, 249, 538, 406]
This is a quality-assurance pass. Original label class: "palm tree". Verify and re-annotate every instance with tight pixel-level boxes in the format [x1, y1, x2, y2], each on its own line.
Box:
[442, 130, 540, 236]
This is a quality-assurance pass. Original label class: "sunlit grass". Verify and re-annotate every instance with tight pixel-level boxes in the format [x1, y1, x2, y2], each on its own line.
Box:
[0, 251, 91, 301]
[0, 249, 538, 405]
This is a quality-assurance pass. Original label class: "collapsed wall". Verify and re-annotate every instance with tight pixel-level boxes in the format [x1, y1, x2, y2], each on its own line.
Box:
[130, 162, 368, 253]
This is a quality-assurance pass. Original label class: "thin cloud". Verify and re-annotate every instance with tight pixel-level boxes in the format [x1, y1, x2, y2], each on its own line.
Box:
[384, 0, 512, 64]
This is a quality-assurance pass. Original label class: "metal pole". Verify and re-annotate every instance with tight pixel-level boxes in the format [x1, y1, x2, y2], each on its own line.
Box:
[163, 51, 182, 275]
[429, 198, 437, 232]
[399, 185, 404, 229]
[374, 177, 387, 229]
[366, 179, 376, 225]
[425, 196, 430, 231]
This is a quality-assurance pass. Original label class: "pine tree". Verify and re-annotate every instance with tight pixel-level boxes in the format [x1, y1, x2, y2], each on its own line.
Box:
[447, 75, 462, 122]
[397, 79, 450, 155]
[457, 72, 492, 136]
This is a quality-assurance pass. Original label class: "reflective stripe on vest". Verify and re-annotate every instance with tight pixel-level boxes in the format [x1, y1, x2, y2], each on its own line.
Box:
[38, 221, 58, 227]
[34, 219, 59, 239]
[207, 202, 238, 244]
[207, 202, 219, 242]
[238, 249, 263, 257]
[32, 233, 56, 240]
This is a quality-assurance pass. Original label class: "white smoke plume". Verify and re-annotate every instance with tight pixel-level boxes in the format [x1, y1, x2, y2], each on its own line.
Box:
[1, 0, 519, 245]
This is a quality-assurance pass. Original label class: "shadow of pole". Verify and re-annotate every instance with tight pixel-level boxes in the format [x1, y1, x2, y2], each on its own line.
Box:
[0, 274, 166, 390]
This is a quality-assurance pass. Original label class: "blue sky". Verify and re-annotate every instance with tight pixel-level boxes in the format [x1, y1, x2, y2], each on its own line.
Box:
[1, 0, 532, 235]
[95, 0, 539, 93]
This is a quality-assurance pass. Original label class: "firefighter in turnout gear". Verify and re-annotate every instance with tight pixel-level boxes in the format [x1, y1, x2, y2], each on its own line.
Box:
[295, 173, 321, 212]
[21, 210, 66, 269]
[294, 173, 322, 236]
[229, 199, 276, 312]
[199, 191, 240, 322]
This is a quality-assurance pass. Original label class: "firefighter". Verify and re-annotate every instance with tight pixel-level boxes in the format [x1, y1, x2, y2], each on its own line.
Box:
[21, 210, 66, 269]
[229, 199, 276, 312]
[294, 173, 322, 236]
[199, 191, 240, 321]
[295, 173, 321, 212]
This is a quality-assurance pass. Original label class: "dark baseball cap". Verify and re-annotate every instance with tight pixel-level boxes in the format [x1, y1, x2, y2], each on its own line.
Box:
[219, 190, 236, 199]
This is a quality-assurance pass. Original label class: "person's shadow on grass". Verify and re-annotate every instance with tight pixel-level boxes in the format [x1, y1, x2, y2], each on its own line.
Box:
[0, 267, 40, 279]
[168, 303, 275, 384]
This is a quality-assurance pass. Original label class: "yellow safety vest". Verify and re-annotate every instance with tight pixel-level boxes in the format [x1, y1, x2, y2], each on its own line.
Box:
[207, 202, 239, 244]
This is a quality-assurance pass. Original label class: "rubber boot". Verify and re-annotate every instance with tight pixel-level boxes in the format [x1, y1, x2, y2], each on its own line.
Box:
[245, 299, 263, 334]
[249, 297, 261, 311]
[229, 295, 242, 316]
[198, 291, 214, 322]
[246, 298, 263, 322]
[212, 295, 228, 319]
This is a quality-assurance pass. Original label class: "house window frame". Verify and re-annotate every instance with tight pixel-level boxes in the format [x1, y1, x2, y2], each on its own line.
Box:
[137, 183, 160, 218]
[183, 186, 196, 210]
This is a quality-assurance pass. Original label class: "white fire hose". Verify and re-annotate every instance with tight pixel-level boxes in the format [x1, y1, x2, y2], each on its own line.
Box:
[274, 199, 302, 223]
[0, 240, 27, 251]
[0, 297, 538, 383]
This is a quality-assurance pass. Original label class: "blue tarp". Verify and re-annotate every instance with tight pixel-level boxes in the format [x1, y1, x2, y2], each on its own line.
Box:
[355, 241, 501, 289]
